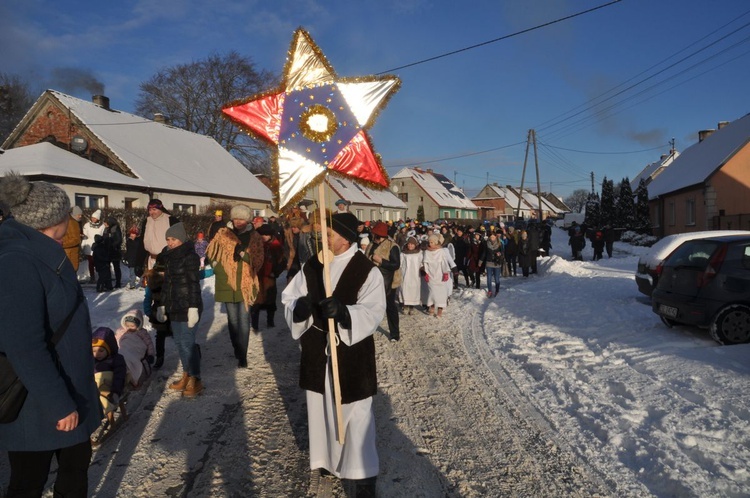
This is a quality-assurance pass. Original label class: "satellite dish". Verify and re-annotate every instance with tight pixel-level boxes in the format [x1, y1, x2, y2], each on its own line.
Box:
[391, 185, 399, 193]
[71, 135, 88, 153]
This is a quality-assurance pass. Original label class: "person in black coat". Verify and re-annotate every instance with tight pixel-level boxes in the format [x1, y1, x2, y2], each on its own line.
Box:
[157, 222, 204, 398]
[527, 222, 541, 274]
[604, 225, 615, 258]
[104, 216, 123, 288]
[92, 234, 112, 292]
[452, 226, 470, 287]
[505, 227, 519, 276]
[569, 226, 586, 261]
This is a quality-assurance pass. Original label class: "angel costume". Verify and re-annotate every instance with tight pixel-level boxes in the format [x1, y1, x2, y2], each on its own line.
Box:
[282, 243, 386, 479]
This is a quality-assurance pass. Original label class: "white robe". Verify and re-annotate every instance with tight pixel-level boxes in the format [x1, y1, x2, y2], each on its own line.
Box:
[281, 243, 386, 479]
[422, 247, 452, 308]
[399, 251, 423, 306]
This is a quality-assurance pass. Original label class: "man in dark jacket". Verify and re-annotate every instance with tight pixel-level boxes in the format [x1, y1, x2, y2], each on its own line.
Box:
[0, 173, 101, 497]
[364, 221, 401, 341]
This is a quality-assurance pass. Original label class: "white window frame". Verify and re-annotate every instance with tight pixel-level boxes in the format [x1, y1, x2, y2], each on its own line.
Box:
[75, 194, 107, 210]
[685, 199, 695, 226]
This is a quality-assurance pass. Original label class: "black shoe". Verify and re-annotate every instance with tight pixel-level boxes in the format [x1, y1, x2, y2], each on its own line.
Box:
[153, 357, 164, 369]
[238, 359, 248, 368]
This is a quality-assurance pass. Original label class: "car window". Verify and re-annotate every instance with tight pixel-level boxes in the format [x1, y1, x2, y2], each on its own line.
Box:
[665, 240, 721, 268]
[742, 245, 750, 270]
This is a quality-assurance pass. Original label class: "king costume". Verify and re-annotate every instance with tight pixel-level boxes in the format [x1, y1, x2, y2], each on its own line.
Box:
[282, 241, 386, 480]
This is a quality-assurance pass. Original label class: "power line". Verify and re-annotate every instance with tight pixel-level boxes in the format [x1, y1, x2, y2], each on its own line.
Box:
[377, 0, 624, 74]
[540, 143, 668, 155]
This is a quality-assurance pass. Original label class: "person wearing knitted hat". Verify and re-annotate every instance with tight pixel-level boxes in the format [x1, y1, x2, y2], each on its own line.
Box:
[0, 172, 102, 496]
[206, 204, 264, 368]
[156, 222, 204, 397]
[281, 211, 386, 495]
[82, 208, 106, 283]
[137, 198, 179, 272]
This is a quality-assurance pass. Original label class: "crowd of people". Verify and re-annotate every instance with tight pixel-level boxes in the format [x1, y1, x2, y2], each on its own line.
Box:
[1, 170, 575, 497]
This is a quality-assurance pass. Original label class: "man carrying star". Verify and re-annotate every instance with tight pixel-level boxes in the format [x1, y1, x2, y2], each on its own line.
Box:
[281, 212, 385, 496]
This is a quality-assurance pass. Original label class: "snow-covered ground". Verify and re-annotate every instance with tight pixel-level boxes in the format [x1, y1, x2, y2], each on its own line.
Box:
[1, 227, 748, 497]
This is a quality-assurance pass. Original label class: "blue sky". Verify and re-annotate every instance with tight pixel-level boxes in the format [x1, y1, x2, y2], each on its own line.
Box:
[3, 0, 749, 199]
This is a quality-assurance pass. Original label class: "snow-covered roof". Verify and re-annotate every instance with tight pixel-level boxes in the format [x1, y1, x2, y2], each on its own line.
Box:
[0, 142, 148, 188]
[50, 90, 272, 202]
[630, 150, 679, 190]
[647, 113, 750, 198]
[393, 168, 477, 209]
[517, 189, 560, 214]
[327, 175, 406, 209]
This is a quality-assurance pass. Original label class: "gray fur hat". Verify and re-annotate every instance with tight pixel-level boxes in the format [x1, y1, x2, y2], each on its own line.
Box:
[0, 172, 71, 229]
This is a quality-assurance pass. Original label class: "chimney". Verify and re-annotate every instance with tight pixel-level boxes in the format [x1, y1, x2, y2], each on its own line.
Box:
[660, 154, 668, 161]
[154, 113, 168, 124]
[426, 168, 433, 174]
[717, 121, 729, 130]
[698, 129, 715, 142]
[92, 95, 110, 110]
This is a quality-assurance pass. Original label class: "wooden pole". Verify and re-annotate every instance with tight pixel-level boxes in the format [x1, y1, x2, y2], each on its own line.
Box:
[317, 182, 346, 444]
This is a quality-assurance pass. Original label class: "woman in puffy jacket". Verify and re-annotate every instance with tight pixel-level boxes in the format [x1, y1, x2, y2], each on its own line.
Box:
[157, 222, 203, 398]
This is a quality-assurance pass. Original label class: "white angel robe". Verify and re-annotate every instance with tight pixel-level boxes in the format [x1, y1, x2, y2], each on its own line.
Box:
[399, 250, 423, 306]
[422, 247, 452, 308]
[282, 243, 386, 479]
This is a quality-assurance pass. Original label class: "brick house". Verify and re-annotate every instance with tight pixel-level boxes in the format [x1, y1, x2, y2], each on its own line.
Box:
[1, 90, 272, 214]
[647, 114, 750, 237]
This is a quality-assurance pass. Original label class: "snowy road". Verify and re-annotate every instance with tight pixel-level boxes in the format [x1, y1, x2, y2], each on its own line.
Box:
[2, 227, 748, 497]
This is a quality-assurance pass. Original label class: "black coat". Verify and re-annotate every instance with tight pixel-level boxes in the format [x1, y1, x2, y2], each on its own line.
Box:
[104, 218, 123, 260]
[160, 241, 202, 322]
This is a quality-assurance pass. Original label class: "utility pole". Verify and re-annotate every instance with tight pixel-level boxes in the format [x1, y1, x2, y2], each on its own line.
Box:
[516, 129, 544, 221]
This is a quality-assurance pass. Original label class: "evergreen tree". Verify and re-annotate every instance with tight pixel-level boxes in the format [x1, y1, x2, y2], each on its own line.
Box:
[416, 205, 425, 223]
[600, 178, 615, 227]
[635, 178, 652, 234]
[615, 178, 635, 229]
[584, 193, 601, 228]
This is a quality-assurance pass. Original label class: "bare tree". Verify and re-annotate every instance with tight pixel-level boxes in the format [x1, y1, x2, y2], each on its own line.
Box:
[0, 73, 36, 144]
[564, 189, 589, 213]
[135, 51, 278, 174]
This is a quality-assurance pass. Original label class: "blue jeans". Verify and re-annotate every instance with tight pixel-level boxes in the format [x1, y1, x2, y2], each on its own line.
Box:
[225, 302, 250, 361]
[486, 266, 501, 295]
[171, 321, 200, 378]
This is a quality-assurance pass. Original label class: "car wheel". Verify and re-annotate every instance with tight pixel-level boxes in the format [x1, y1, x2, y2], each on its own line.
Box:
[660, 315, 676, 328]
[710, 305, 750, 345]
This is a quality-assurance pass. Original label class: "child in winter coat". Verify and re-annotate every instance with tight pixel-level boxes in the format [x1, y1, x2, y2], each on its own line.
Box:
[115, 309, 155, 388]
[92, 234, 112, 292]
[194, 232, 208, 268]
[123, 226, 142, 289]
[92, 327, 127, 422]
[143, 265, 172, 369]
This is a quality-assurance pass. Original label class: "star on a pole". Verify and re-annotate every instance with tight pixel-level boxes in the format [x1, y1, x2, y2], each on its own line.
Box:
[222, 28, 401, 212]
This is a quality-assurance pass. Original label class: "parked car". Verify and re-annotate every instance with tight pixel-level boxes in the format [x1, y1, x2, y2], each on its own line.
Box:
[635, 230, 750, 297]
[651, 234, 750, 345]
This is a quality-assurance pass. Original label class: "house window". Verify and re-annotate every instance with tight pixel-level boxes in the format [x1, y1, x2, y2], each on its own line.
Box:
[173, 203, 196, 214]
[668, 202, 675, 226]
[442, 211, 450, 219]
[356, 209, 364, 220]
[370, 209, 377, 220]
[685, 199, 695, 226]
[652, 204, 661, 228]
[398, 193, 408, 202]
[75, 194, 107, 210]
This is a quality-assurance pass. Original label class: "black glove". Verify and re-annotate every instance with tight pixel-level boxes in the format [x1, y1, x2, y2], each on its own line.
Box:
[319, 297, 352, 329]
[293, 296, 314, 323]
[233, 243, 244, 262]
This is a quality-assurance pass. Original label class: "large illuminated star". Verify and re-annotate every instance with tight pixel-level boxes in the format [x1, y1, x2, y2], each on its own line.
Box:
[222, 28, 401, 212]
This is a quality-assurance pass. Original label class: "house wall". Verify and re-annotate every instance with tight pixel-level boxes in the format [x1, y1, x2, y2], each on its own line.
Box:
[655, 186, 707, 237]
[16, 103, 76, 147]
[709, 145, 750, 215]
